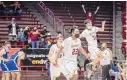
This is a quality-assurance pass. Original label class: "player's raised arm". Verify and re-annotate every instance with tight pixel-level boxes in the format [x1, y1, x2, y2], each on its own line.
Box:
[98, 21, 106, 32]
[81, 4, 86, 13]
[94, 6, 100, 14]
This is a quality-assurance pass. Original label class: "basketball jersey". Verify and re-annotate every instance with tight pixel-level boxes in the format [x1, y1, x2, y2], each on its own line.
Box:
[62, 37, 81, 61]
[6, 51, 20, 72]
[80, 26, 99, 48]
[10, 51, 20, 62]
[50, 44, 63, 65]
[100, 48, 111, 66]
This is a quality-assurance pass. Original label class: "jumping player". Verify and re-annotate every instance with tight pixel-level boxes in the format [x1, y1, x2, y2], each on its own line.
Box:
[48, 34, 64, 80]
[80, 19, 106, 78]
[54, 27, 89, 80]
[0, 41, 11, 80]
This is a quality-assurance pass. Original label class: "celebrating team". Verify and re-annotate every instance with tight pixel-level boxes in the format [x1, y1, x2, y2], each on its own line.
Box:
[48, 18, 110, 80]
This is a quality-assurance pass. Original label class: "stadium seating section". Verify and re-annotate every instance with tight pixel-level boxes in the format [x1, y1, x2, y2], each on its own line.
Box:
[0, 1, 126, 79]
[43, 1, 113, 50]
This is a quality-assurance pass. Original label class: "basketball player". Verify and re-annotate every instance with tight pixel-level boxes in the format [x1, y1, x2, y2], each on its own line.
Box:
[6, 49, 25, 80]
[54, 27, 89, 80]
[0, 41, 11, 80]
[80, 19, 106, 78]
[48, 34, 64, 80]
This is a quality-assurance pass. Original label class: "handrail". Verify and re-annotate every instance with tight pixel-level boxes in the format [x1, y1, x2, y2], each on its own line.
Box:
[37, 1, 64, 36]
[113, 2, 116, 55]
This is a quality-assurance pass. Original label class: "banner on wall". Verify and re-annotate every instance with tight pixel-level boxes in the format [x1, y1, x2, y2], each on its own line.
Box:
[22, 49, 49, 66]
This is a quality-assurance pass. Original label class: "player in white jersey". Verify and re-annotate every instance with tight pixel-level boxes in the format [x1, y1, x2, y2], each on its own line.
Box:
[80, 19, 106, 78]
[54, 27, 89, 80]
[48, 34, 64, 80]
[80, 19, 106, 60]
[100, 43, 112, 80]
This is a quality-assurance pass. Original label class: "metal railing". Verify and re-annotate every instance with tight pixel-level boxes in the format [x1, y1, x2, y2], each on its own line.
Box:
[36, 1, 65, 36]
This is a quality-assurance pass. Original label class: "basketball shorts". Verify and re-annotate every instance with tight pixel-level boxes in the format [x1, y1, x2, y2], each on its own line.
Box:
[50, 58, 61, 80]
[61, 59, 78, 78]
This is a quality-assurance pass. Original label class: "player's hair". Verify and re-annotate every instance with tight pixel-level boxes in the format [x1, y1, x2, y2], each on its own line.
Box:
[70, 26, 78, 33]
[56, 34, 63, 39]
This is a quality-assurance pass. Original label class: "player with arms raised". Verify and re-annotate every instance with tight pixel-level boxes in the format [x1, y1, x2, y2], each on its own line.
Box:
[80, 19, 106, 78]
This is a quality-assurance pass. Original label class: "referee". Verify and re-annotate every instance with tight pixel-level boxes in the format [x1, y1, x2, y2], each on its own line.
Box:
[100, 43, 112, 80]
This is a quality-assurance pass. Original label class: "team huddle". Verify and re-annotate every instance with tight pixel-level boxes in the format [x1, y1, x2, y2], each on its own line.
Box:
[48, 19, 112, 80]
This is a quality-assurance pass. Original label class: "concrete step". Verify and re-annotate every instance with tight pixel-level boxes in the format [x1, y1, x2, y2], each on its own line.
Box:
[115, 26, 122, 30]
[116, 38, 123, 43]
[115, 18, 122, 20]
[116, 34, 122, 38]
[116, 15, 121, 18]
[115, 30, 122, 33]
[116, 11, 122, 14]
